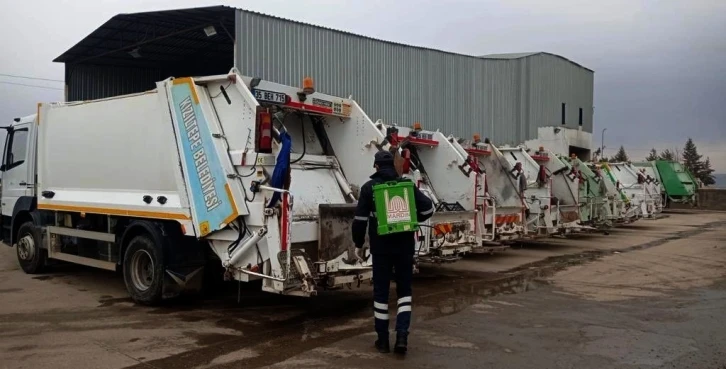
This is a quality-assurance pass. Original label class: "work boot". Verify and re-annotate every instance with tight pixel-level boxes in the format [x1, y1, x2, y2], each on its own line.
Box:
[375, 336, 390, 353]
[394, 332, 408, 354]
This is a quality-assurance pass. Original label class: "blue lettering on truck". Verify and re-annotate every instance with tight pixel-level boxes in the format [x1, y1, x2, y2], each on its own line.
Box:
[170, 79, 237, 236]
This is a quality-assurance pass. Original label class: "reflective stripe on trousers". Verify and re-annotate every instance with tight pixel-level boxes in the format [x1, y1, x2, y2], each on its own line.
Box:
[372, 253, 414, 336]
[374, 301, 389, 334]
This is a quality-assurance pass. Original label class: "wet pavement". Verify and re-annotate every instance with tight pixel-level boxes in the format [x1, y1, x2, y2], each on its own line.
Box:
[1, 210, 725, 369]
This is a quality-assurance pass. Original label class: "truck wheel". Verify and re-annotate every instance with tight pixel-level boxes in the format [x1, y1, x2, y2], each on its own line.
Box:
[123, 235, 164, 305]
[16, 221, 47, 274]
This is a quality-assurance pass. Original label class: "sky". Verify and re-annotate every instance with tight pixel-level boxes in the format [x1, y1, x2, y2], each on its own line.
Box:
[1, 0, 725, 171]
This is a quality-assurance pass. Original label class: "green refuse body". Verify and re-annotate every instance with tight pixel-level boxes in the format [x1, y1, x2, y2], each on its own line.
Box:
[373, 180, 419, 235]
[653, 160, 697, 203]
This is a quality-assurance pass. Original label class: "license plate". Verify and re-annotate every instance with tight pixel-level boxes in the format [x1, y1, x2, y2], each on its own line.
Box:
[252, 89, 288, 104]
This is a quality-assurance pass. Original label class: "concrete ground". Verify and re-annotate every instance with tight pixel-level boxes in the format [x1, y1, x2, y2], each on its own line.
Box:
[1, 210, 725, 369]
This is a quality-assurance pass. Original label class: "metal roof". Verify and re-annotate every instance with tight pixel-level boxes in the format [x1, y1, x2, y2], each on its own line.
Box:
[479, 52, 593, 72]
[54, 6, 592, 72]
[479, 52, 541, 59]
[54, 6, 237, 67]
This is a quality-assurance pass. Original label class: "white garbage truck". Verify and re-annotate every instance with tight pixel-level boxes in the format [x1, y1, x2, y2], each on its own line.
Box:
[2, 70, 375, 304]
[633, 162, 664, 217]
[487, 145, 557, 237]
[332, 121, 478, 263]
[590, 162, 629, 223]
[527, 147, 590, 234]
[457, 137, 526, 241]
[378, 124, 510, 256]
[447, 135, 525, 243]
[563, 156, 614, 229]
[601, 162, 651, 220]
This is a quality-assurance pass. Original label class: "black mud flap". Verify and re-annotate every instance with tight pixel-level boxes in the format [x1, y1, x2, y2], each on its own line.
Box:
[318, 204, 368, 263]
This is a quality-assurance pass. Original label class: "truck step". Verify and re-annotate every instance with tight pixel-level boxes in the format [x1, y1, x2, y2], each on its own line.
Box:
[278, 249, 318, 289]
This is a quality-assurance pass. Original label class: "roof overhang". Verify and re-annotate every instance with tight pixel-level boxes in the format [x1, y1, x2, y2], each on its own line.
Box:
[54, 6, 236, 68]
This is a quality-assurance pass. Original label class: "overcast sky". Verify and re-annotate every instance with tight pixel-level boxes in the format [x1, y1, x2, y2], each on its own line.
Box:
[1, 0, 724, 171]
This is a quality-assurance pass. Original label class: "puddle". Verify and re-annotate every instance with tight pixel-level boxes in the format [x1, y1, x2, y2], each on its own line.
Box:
[97, 297, 133, 308]
[187, 332, 241, 346]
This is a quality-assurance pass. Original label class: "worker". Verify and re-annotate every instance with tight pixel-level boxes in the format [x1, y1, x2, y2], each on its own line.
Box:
[352, 150, 434, 354]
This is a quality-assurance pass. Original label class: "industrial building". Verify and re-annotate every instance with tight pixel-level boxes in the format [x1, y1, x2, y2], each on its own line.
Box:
[54, 5, 594, 155]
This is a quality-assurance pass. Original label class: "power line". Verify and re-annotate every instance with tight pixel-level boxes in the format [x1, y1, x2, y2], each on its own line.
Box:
[0, 73, 63, 82]
[0, 81, 64, 91]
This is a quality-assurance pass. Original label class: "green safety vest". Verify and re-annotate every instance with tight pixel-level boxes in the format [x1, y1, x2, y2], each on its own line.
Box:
[372, 179, 419, 235]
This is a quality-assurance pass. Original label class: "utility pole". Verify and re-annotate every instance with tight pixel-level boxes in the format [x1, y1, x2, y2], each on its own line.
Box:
[601, 128, 607, 159]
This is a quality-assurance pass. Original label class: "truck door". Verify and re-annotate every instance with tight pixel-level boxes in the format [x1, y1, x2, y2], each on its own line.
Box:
[1, 123, 32, 219]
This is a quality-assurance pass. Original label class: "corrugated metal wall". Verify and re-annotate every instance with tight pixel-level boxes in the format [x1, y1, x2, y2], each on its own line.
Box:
[234, 10, 593, 145]
[524, 54, 594, 134]
[66, 65, 165, 102]
[65, 59, 233, 102]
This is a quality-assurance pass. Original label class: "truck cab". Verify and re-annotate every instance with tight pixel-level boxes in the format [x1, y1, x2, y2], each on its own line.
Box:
[1, 115, 37, 249]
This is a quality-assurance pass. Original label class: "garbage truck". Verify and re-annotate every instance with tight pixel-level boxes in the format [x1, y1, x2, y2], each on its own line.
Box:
[481, 144, 556, 237]
[589, 162, 628, 223]
[378, 125, 510, 255]
[562, 156, 613, 229]
[455, 136, 526, 241]
[652, 160, 698, 207]
[633, 161, 664, 216]
[2, 70, 376, 304]
[528, 147, 589, 234]
[595, 162, 636, 222]
[601, 162, 654, 219]
[450, 135, 525, 243]
[354, 122, 480, 262]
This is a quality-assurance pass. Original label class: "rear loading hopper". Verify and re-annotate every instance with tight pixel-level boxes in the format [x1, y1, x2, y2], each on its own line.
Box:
[529, 148, 590, 234]
[633, 162, 665, 217]
[480, 145, 556, 237]
[322, 117, 476, 263]
[601, 163, 652, 220]
[564, 157, 613, 228]
[457, 138, 526, 242]
[383, 126, 511, 255]
[375, 124, 483, 262]
[590, 163, 629, 223]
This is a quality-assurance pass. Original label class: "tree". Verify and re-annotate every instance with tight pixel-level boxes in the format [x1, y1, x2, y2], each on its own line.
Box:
[682, 138, 716, 187]
[659, 149, 675, 161]
[646, 148, 658, 161]
[682, 138, 702, 176]
[611, 145, 629, 162]
[700, 157, 716, 186]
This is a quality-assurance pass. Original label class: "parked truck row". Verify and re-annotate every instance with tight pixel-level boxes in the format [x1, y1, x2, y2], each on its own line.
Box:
[1, 70, 699, 304]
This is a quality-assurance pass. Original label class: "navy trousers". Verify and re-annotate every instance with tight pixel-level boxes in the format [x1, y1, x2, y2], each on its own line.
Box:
[372, 253, 413, 337]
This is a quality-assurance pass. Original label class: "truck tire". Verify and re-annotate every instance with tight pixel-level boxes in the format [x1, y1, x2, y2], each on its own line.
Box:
[123, 234, 164, 305]
[16, 221, 47, 274]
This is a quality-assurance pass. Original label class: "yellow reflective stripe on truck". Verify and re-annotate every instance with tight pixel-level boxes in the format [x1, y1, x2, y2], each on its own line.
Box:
[37, 204, 191, 221]
[172, 77, 199, 104]
[222, 183, 239, 225]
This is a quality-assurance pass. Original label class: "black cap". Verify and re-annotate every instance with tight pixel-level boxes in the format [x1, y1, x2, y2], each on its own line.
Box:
[374, 151, 394, 167]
